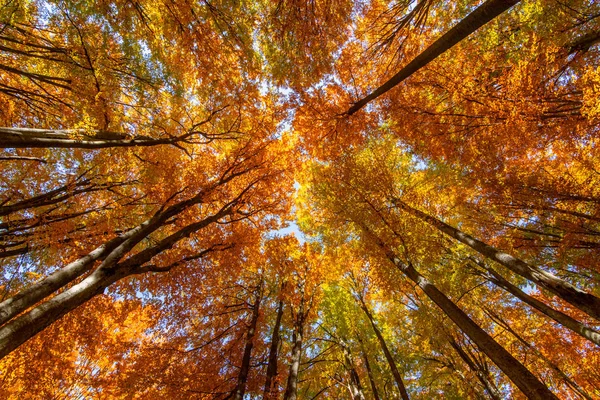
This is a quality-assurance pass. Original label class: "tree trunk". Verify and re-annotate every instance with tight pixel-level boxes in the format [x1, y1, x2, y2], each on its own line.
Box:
[448, 338, 502, 400]
[393, 198, 600, 321]
[340, 341, 366, 400]
[346, 369, 367, 400]
[0, 234, 125, 326]
[346, 0, 521, 115]
[263, 299, 284, 399]
[360, 226, 558, 400]
[0, 127, 191, 149]
[360, 345, 381, 400]
[471, 258, 600, 346]
[232, 285, 263, 400]
[0, 265, 133, 359]
[356, 336, 381, 400]
[0, 171, 241, 330]
[0, 177, 113, 217]
[357, 296, 410, 400]
[398, 261, 556, 399]
[0, 198, 235, 358]
[283, 299, 306, 400]
[484, 308, 594, 400]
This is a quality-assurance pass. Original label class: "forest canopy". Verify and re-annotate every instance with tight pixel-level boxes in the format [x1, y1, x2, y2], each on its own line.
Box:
[1, 0, 600, 398]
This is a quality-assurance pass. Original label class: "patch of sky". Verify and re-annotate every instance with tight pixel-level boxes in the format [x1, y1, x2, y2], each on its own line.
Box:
[266, 182, 306, 243]
[270, 220, 305, 244]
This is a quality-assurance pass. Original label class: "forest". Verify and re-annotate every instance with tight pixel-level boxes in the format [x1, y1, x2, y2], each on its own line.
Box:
[0, 0, 599, 398]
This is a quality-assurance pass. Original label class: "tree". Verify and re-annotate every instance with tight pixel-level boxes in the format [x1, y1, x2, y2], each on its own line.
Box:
[263, 296, 284, 399]
[231, 279, 264, 400]
[346, 0, 521, 115]
[352, 277, 410, 400]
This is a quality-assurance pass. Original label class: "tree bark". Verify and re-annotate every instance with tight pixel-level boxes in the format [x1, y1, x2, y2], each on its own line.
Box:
[0, 265, 133, 359]
[0, 178, 116, 217]
[0, 233, 127, 326]
[283, 298, 306, 400]
[471, 259, 600, 346]
[0, 216, 228, 359]
[339, 340, 366, 400]
[360, 343, 381, 400]
[232, 284, 263, 400]
[0, 127, 197, 149]
[360, 226, 558, 400]
[346, 0, 521, 115]
[393, 198, 600, 321]
[448, 337, 502, 400]
[0, 180, 244, 358]
[263, 299, 284, 399]
[396, 260, 556, 399]
[357, 295, 410, 400]
[346, 365, 367, 400]
[484, 308, 594, 400]
[0, 166, 249, 332]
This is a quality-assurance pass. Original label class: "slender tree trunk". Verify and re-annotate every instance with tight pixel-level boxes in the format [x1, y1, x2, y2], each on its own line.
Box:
[346, 0, 521, 115]
[0, 177, 124, 217]
[360, 225, 558, 400]
[283, 299, 306, 400]
[0, 172, 240, 326]
[357, 296, 410, 400]
[567, 28, 600, 53]
[0, 244, 28, 259]
[0, 232, 134, 326]
[360, 343, 381, 400]
[470, 258, 600, 346]
[0, 158, 256, 359]
[397, 262, 556, 399]
[232, 285, 263, 400]
[397, 260, 556, 399]
[393, 198, 600, 321]
[0, 204, 234, 358]
[263, 299, 284, 399]
[0, 265, 133, 359]
[484, 308, 594, 400]
[448, 338, 502, 400]
[340, 341, 366, 400]
[346, 369, 367, 400]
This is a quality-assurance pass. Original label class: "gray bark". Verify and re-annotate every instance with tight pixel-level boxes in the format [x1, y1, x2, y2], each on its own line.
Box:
[357, 295, 410, 400]
[0, 178, 112, 217]
[0, 233, 127, 326]
[396, 259, 557, 399]
[393, 198, 600, 321]
[471, 259, 600, 346]
[449, 338, 502, 400]
[232, 285, 263, 400]
[361, 346, 381, 400]
[342, 343, 366, 400]
[347, 0, 521, 115]
[283, 299, 306, 400]
[485, 308, 594, 400]
[360, 226, 558, 400]
[0, 127, 197, 149]
[263, 299, 284, 399]
[0, 265, 133, 359]
[0, 184, 242, 358]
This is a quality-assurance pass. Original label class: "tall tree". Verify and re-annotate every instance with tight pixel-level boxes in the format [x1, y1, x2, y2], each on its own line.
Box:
[353, 281, 410, 400]
[231, 280, 264, 400]
[346, 0, 521, 115]
[392, 197, 600, 320]
[264, 297, 285, 399]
